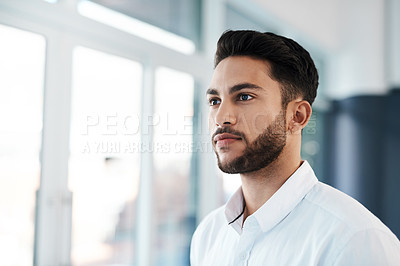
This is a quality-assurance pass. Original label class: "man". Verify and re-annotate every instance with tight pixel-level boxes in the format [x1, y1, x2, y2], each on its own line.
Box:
[190, 30, 400, 265]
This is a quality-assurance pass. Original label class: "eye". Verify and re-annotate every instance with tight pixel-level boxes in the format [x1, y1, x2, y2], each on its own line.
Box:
[208, 98, 221, 106]
[238, 94, 253, 101]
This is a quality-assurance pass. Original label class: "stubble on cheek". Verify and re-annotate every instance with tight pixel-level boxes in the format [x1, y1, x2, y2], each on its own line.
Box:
[215, 110, 287, 174]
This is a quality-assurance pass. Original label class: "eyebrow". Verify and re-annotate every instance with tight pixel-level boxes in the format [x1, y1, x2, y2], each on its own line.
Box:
[206, 82, 263, 96]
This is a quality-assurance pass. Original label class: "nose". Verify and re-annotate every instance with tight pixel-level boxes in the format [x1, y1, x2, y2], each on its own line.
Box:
[214, 101, 237, 127]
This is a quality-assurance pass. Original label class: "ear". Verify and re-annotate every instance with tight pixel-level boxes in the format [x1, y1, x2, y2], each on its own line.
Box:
[287, 100, 312, 134]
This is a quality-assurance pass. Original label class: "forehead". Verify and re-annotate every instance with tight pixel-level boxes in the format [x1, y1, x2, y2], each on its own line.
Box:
[209, 56, 279, 93]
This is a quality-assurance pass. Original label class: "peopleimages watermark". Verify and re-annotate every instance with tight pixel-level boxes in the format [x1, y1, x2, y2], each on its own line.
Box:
[81, 113, 199, 136]
[80, 140, 214, 154]
[304, 113, 317, 135]
[80, 112, 317, 136]
[76, 112, 317, 154]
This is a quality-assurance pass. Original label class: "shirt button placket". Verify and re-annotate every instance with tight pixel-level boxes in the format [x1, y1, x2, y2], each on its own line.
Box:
[238, 251, 249, 266]
[235, 243, 251, 265]
[235, 217, 259, 265]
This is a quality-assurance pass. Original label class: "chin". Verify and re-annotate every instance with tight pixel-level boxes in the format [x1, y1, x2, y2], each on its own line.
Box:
[216, 148, 243, 158]
[216, 154, 240, 171]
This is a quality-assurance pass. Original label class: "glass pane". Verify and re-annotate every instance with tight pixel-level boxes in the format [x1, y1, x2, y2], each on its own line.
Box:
[88, 0, 201, 45]
[78, 1, 195, 54]
[0, 24, 45, 266]
[153, 67, 194, 266]
[70, 46, 142, 266]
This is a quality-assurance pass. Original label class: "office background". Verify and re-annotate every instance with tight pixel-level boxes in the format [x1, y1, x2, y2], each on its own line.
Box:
[0, 0, 399, 265]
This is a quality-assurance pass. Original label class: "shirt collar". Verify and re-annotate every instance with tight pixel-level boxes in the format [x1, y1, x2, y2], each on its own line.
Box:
[225, 186, 246, 234]
[224, 161, 318, 234]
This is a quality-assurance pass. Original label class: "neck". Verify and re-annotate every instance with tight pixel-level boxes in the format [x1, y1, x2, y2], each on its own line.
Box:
[240, 153, 302, 221]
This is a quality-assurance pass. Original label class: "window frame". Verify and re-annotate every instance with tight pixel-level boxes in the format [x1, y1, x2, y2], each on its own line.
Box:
[0, 0, 218, 265]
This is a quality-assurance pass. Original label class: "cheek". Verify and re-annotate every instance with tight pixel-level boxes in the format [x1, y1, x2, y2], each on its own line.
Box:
[253, 114, 271, 132]
[242, 112, 274, 135]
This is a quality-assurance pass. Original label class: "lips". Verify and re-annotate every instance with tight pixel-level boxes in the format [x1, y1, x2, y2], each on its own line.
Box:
[214, 133, 242, 147]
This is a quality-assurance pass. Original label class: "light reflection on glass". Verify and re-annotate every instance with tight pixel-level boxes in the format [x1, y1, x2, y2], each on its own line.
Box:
[0, 24, 45, 266]
[153, 67, 194, 266]
[70, 46, 142, 266]
[78, 0, 195, 55]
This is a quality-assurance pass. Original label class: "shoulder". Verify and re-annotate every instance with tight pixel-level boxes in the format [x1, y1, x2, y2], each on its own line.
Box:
[190, 206, 226, 266]
[191, 205, 226, 245]
[332, 227, 400, 265]
[305, 182, 390, 231]
[303, 182, 400, 264]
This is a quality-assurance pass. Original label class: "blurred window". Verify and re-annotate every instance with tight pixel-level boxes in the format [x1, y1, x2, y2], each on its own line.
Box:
[69, 46, 142, 265]
[78, 0, 196, 54]
[0, 24, 45, 266]
[152, 67, 195, 265]
[88, 0, 201, 47]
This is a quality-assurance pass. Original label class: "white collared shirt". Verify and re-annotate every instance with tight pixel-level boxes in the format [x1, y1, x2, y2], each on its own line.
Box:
[190, 161, 400, 266]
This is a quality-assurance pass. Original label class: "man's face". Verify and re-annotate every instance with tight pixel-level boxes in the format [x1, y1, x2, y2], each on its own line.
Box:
[207, 56, 288, 174]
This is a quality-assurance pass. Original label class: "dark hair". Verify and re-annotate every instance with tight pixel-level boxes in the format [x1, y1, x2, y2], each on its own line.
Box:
[215, 30, 319, 107]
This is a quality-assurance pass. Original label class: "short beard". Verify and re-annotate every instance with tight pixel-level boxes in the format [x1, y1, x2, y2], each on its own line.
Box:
[214, 110, 287, 174]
